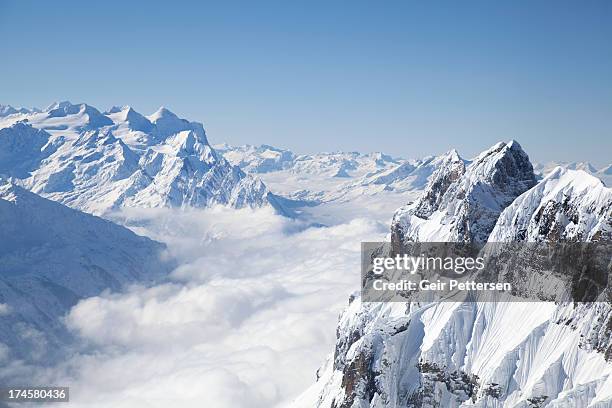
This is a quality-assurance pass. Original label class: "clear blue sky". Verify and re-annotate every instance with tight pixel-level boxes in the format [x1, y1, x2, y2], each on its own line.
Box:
[1, 0, 611, 165]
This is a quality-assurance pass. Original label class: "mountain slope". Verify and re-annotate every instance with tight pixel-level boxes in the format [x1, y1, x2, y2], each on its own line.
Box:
[0, 182, 173, 362]
[490, 167, 612, 242]
[0, 122, 58, 178]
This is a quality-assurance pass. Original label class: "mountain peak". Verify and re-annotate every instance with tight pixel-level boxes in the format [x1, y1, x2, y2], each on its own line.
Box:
[467, 140, 534, 190]
[490, 166, 612, 241]
[0, 105, 35, 117]
[44, 100, 75, 112]
[44, 102, 113, 129]
[168, 130, 198, 153]
[148, 106, 178, 122]
[407, 148, 466, 219]
[545, 166, 605, 189]
[0, 101, 280, 214]
[392, 140, 537, 243]
[105, 105, 135, 115]
[565, 161, 598, 173]
[506, 139, 520, 148]
[444, 148, 462, 162]
[104, 105, 123, 114]
[0, 122, 54, 178]
[105, 105, 153, 133]
[0, 105, 18, 117]
[0, 180, 19, 201]
[472, 140, 525, 163]
[146, 107, 208, 144]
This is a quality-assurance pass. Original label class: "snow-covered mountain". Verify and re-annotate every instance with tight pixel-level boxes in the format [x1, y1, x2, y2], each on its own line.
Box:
[599, 165, 612, 176]
[294, 141, 612, 408]
[0, 181, 173, 362]
[0, 103, 286, 215]
[214, 143, 297, 173]
[351, 154, 447, 193]
[534, 161, 597, 177]
[216, 143, 401, 178]
[216, 143, 453, 204]
[392, 141, 537, 243]
[490, 167, 612, 242]
[534, 161, 612, 187]
[0, 104, 39, 117]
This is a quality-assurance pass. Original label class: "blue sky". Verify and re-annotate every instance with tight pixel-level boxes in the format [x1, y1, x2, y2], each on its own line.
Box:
[1, 0, 610, 165]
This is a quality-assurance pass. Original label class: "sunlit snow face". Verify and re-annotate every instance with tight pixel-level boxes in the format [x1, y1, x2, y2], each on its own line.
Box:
[12, 206, 388, 408]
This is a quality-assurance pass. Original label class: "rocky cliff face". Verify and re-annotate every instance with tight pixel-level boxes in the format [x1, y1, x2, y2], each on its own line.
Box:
[391, 141, 537, 245]
[295, 142, 612, 408]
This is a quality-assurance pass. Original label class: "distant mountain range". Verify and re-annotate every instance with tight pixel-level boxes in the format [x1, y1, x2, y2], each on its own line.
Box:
[216, 142, 612, 204]
[1, 103, 609, 214]
[533, 161, 612, 186]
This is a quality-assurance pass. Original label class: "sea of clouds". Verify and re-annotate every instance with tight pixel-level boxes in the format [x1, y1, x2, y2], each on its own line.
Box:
[7, 205, 390, 407]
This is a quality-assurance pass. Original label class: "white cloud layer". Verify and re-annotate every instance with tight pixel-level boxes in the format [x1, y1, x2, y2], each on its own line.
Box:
[18, 205, 389, 407]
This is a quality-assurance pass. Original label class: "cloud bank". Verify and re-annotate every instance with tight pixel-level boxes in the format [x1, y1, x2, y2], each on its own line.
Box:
[17, 206, 388, 407]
